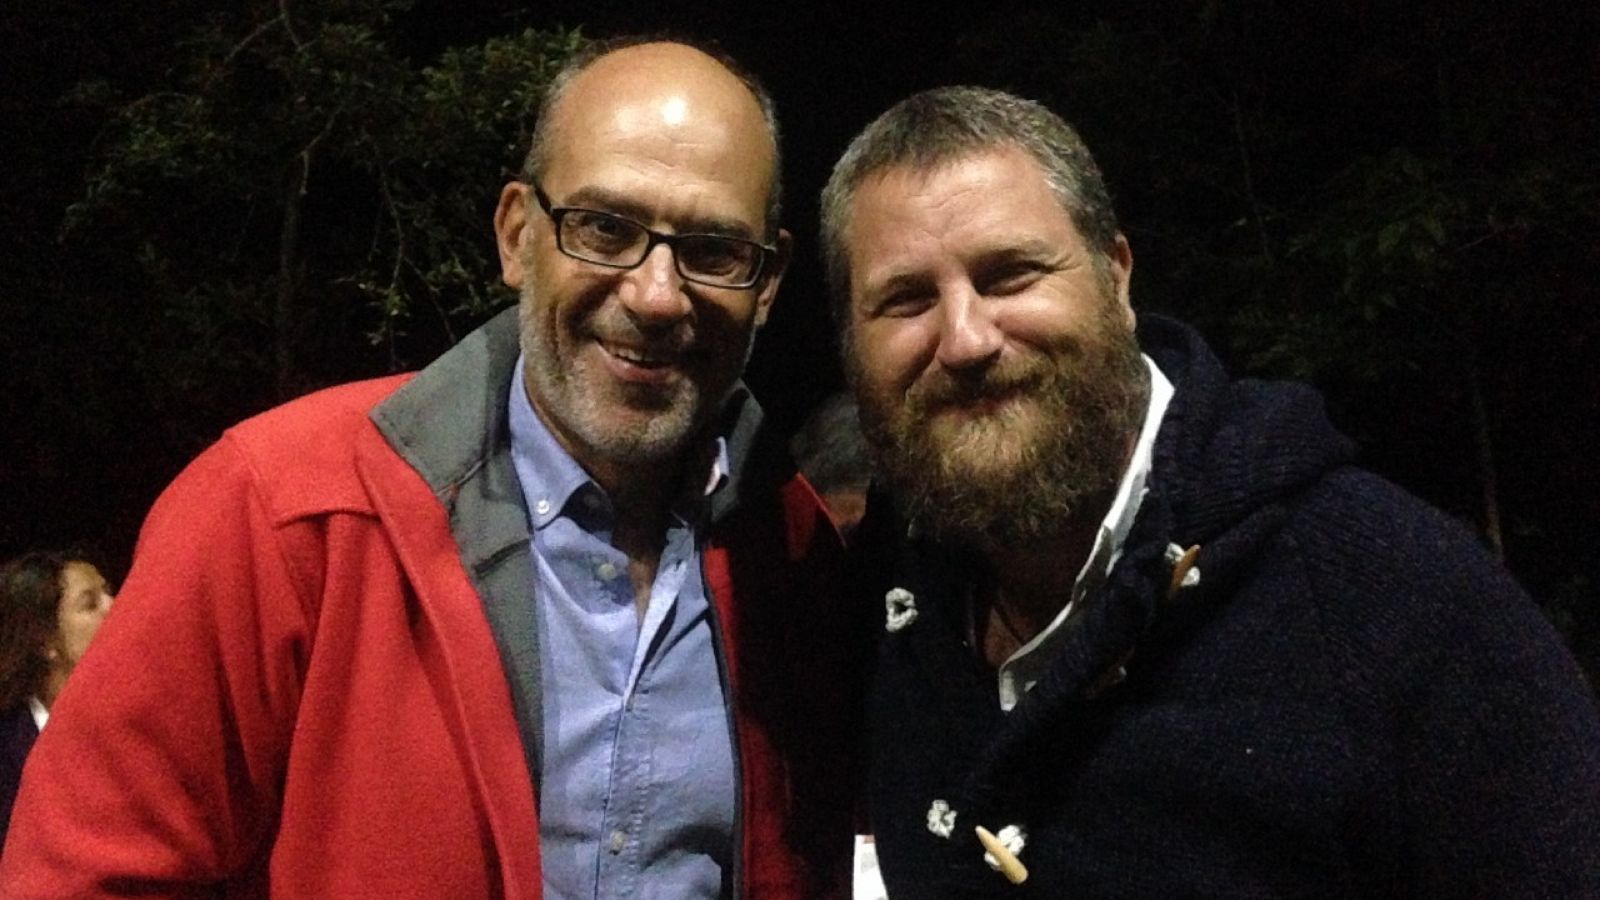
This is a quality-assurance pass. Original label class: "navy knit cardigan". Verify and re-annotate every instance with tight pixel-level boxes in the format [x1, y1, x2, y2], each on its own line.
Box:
[856, 315, 1600, 898]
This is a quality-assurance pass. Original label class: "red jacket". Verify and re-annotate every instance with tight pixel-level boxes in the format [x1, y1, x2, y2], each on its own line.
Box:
[1, 312, 864, 897]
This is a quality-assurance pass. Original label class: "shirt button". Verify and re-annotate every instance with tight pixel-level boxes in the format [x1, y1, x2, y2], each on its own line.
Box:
[597, 561, 618, 581]
[534, 498, 551, 516]
[608, 829, 627, 853]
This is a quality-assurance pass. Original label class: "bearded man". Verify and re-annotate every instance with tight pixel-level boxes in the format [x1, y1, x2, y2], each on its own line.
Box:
[821, 85, 1600, 897]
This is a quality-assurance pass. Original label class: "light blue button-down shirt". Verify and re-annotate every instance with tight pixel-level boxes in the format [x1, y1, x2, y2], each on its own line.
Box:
[507, 360, 736, 900]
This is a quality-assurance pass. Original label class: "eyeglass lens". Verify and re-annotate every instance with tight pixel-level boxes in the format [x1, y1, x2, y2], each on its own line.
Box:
[559, 210, 760, 286]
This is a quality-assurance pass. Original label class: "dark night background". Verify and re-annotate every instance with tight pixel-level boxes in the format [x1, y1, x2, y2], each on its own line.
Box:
[3, 2, 1597, 676]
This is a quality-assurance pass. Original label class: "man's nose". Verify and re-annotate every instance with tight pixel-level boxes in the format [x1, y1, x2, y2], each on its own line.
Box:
[619, 243, 692, 324]
[935, 285, 1003, 371]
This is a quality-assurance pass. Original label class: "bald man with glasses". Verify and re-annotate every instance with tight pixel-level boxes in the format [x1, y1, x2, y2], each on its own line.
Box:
[3, 36, 865, 899]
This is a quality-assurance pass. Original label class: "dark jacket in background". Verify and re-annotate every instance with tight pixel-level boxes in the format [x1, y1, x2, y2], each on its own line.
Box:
[0, 704, 38, 853]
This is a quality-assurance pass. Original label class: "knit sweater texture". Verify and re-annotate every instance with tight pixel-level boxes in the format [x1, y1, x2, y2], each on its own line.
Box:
[858, 315, 1600, 898]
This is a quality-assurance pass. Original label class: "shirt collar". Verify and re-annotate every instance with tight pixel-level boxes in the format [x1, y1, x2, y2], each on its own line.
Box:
[506, 355, 729, 531]
[705, 446, 730, 496]
[28, 695, 48, 731]
[1096, 353, 1176, 577]
[992, 354, 1175, 710]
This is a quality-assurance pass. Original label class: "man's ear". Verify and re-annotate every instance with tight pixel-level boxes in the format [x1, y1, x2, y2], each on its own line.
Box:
[1108, 233, 1135, 330]
[753, 228, 792, 328]
[494, 182, 531, 288]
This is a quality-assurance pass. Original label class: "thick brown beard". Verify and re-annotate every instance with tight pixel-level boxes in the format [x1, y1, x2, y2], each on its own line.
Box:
[854, 303, 1148, 547]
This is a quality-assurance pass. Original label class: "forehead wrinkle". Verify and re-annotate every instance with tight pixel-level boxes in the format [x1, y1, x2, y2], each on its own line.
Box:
[543, 82, 774, 240]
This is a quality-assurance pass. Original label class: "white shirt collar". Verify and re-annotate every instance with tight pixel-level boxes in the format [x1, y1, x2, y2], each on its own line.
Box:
[992, 354, 1175, 711]
[28, 694, 49, 731]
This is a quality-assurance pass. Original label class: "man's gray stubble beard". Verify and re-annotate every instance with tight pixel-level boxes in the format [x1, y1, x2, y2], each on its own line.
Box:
[516, 281, 759, 469]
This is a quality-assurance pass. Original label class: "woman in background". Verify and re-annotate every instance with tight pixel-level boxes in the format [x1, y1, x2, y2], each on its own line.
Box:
[0, 551, 115, 849]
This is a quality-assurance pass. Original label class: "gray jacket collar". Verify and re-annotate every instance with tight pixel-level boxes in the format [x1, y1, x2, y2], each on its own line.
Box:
[373, 307, 767, 523]
[367, 305, 768, 786]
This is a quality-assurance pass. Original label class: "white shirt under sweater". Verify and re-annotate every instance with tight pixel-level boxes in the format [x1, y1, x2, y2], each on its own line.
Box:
[978, 355, 1175, 712]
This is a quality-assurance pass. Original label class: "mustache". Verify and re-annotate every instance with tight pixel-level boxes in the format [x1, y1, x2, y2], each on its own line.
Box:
[585, 311, 695, 355]
[908, 361, 1049, 412]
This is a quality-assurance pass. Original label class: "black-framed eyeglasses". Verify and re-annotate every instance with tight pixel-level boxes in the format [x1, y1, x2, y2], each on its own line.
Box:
[532, 184, 775, 290]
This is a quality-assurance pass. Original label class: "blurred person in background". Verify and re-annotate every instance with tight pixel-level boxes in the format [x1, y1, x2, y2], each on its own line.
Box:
[0, 551, 114, 849]
[792, 393, 874, 537]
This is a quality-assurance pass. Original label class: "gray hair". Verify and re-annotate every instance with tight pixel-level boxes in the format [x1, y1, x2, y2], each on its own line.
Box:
[819, 86, 1119, 325]
[791, 392, 874, 494]
[520, 34, 784, 240]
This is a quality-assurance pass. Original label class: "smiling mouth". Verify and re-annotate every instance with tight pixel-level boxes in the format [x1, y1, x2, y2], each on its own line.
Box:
[925, 381, 1032, 415]
[936, 395, 1021, 423]
[601, 340, 681, 369]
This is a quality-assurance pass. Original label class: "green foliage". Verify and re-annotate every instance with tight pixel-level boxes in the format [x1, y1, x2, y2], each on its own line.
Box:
[1241, 141, 1597, 388]
[63, 1, 583, 401]
[354, 26, 585, 343]
[949, 3, 1600, 650]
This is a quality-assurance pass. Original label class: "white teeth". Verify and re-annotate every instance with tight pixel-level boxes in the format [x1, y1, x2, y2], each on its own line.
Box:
[605, 342, 673, 366]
